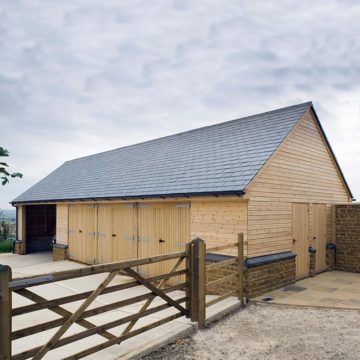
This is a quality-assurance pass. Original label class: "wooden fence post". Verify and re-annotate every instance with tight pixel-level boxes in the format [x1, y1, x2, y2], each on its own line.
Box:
[185, 243, 191, 318]
[189, 238, 206, 329]
[238, 233, 244, 305]
[0, 265, 12, 360]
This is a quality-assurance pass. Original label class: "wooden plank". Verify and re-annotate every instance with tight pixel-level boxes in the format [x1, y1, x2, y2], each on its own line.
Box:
[238, 233, 244, 305]
[206, 243, 238, 253]
[206, 258, 237, 271]
[13, 288, 115, 341]
[32, 271, 119, 360]
[190, 200, 247, 257]
[13, 283, 186, 340]
[0, 265, 11, 360]
[12, 297, 187, 359]
[68, 204, 96, 264]
[56, 204, 69, 245]
[123, 268, 188, 316]
[121, 256, 184, 336]
[206, 272, 237, 288]
[313, 204, 327, 272]
[185, 242, 191, 317]
[206, 289, 238, 308]
[12, 268, 187, 316]
[17, 206, 26, 253]
[9, 251, 186, 290]
[293, 203, 310, 278]
[61, 313, 183, 360]
[189, 238, 205, 328]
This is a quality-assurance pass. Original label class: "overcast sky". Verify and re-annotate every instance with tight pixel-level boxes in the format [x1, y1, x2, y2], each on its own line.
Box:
[1, 0, 360, 209]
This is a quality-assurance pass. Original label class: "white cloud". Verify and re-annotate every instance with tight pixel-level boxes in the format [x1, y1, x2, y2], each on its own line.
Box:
[1, 0, 360, 208]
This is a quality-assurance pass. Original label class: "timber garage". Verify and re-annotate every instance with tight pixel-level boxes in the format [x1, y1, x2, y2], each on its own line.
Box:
[12, 102, 354, 294]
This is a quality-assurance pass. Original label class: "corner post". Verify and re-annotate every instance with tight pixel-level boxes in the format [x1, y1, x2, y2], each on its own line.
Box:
[189, 238, 206, 329]
[185, 242, 191, 318]
[0, 265, 12, 360]
[238, 233, 244, 305]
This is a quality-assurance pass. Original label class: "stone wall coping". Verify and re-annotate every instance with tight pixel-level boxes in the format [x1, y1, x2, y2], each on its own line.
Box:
[326, 243, 336, 250]
[53, 243, 69, 249]
[245, 251, 296, 268]
[206, 251, 296, 267]
[206, 253, 236, 263]
[335, 203, 360, 207]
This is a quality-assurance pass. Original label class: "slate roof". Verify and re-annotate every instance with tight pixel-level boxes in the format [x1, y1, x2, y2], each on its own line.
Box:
[13, 102, 322, 204]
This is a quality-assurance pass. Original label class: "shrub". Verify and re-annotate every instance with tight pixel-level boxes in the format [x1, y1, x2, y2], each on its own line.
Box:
[0, 240, 13, 253]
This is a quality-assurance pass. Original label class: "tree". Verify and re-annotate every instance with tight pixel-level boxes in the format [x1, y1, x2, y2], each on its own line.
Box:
[0, 147, 22, 185]
[0, 210, 10, 242]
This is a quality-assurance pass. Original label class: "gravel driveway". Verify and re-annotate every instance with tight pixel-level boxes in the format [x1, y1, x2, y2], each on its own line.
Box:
[143, 303, 360, 360]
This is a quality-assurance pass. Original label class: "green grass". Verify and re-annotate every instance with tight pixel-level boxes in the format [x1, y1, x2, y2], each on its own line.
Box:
[0, 240, 13, 253]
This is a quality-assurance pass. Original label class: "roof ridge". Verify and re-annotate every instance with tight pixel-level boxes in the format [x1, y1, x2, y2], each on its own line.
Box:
[66, 101, 313, 163]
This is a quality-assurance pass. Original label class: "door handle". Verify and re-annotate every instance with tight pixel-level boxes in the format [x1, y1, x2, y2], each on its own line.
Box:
[112, 234, 117, 237]
[293, 238, 296, 244]
[159, 239, 165, 243]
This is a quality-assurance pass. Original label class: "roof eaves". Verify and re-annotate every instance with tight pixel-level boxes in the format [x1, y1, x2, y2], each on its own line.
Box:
[11, 190, 245, 206]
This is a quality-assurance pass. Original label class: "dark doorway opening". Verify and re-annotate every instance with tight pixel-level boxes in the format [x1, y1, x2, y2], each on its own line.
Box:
[26, 205, 56, 253]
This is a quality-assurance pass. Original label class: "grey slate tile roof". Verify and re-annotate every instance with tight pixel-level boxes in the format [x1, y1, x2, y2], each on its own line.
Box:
[13, 102, 313, 204]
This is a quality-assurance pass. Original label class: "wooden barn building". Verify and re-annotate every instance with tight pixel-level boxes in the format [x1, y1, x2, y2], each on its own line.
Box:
[12, 102, 353, 295]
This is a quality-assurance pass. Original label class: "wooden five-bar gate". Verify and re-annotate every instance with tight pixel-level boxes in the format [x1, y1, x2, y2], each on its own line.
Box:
[0, 235, 245, 360]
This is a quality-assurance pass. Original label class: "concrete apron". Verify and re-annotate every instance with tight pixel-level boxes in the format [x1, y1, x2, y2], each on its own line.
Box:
[1, 253, 241, 360]
[252, 271, 360, 310]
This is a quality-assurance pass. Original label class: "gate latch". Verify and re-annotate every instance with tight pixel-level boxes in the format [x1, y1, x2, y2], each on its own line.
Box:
[159, 238, 165, 243]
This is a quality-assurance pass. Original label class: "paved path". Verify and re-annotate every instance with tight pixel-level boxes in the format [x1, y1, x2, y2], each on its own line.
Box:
[253, 271, 360, 309]
[1, 253, 239, 359]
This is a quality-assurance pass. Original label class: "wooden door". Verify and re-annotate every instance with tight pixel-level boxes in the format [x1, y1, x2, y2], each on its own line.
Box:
[292, 203, 309, 279]
[96, 203, 136, 264]
[137, 202, 190, 278]
[313, 204, 327, 272]
[137, 203, 161, 277]
[160, 203, 190, 283]
[68, 204, 96, 264]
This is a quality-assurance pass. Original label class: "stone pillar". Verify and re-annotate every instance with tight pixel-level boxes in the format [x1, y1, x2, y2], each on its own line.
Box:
[53, 243, 69, 261]
[326, 243, 336, 271]
[309, 247, 317, 277]
[13, 240, 23, 255]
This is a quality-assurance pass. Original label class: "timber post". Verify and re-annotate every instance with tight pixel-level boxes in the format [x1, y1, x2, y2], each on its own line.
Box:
[185, 242, 191, 318]
[189, 238, 206, 329]
[238, 233, 244, 305]
[0, 265, 12, 360]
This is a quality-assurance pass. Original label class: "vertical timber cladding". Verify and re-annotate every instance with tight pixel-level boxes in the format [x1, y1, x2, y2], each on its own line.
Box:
[68, 201, 190, 280]
[293, 203, 310, 278]
[312, 204, 327, 272]
[137, 202, 190, 280]
[97, 203, 136, 263]
[68, 204, 97, 264]
[56, 204, 69, 245]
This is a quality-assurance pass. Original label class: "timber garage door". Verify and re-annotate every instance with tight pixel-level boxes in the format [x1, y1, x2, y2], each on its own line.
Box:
[97, 204, 136, 263]
[68, 202, 190, 273]
[137, 203, 190, 277]
[68, 204, 97, 264]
